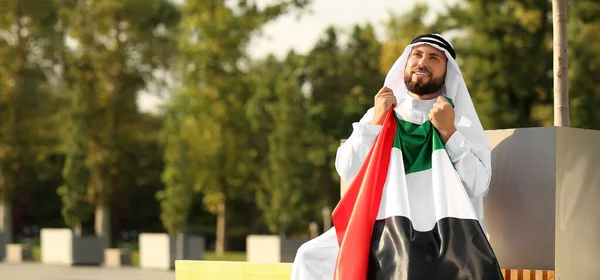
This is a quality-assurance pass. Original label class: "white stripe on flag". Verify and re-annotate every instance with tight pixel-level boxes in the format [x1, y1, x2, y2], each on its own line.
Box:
[376, 148, 479, 232]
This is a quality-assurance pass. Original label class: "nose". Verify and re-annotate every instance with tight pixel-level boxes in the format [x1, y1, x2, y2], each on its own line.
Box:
[417, 57, 426, 67]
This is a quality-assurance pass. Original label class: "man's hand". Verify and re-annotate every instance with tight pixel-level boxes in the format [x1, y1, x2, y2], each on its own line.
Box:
[370, 87, 397, 125]
[429, 96, 457, 143]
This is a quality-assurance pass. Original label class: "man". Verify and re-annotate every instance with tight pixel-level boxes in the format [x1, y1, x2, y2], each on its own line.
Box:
[291, 33, 502, 280]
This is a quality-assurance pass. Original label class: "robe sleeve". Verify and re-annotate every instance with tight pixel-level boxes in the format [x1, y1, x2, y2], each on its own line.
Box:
[335, 108, 381, 183]
[444, 130, 492, 198]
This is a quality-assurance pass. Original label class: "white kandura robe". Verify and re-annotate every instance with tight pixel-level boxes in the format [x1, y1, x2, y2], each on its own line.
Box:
[290, 96, 492, 280]
[291, 38, 493, 280]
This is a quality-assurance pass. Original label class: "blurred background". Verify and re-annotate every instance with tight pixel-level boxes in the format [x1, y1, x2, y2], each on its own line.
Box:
[0, 0, 598, 266]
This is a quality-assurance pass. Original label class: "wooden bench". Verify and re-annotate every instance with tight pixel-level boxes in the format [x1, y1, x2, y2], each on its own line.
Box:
[501, 268, 555, 280]
[175, 261, 555, 280]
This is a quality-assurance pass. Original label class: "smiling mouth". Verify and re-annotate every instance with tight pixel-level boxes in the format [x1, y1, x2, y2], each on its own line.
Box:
[413, 71, 430, 77]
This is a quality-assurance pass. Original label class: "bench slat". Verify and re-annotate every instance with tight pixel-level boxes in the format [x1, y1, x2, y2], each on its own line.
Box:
[176, 261, 293, 280]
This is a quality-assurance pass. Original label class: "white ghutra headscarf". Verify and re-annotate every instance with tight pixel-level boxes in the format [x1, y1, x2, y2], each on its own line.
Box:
[383, 33, 490, 152]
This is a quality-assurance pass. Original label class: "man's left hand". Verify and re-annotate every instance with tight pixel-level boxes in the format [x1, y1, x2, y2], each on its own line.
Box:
[429, 96, 457, 143]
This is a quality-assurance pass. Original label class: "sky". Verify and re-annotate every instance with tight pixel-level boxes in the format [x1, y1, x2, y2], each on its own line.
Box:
[138, 0, 452, 113]
[247, 0, 454, 59]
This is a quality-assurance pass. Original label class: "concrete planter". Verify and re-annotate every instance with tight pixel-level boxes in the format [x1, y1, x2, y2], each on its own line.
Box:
[104, 248, 131, 267]
[40, 228, 105, 265]
[482, 127, 600, 280]
[6, 243, 33, 263]
[139, 233, 205, 270]
[246, 235, 309, 263]
[0, 231, 6, 260]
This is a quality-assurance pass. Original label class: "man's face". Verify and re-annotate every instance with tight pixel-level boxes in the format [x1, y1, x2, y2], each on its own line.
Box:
[403, 44, 447, 96]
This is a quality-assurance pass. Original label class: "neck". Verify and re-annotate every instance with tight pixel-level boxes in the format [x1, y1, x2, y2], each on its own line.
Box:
[407, 91, 441, 100]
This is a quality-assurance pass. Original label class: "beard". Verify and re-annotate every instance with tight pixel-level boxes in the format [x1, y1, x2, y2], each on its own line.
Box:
[404, 68, 445, 96]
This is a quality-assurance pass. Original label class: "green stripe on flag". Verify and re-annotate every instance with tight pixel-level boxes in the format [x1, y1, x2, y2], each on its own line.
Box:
[392, 113, 446, 174]
[392, 96, 454, 174]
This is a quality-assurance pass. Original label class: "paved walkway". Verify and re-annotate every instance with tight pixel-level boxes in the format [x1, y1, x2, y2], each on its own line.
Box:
[0, 263, 175, 280]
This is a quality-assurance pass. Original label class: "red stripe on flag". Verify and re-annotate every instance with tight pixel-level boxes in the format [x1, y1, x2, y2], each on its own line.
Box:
[331, 109, 397, 280]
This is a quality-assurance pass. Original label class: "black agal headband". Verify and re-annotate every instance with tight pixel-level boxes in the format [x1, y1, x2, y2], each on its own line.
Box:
[410, 33, 456, 60]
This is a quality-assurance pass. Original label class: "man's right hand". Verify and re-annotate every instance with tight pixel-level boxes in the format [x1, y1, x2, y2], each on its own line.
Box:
[369, 86, 397, 125]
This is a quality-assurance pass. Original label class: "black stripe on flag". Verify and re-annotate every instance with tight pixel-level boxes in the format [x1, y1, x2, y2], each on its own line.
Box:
[367, 216, 504, 280]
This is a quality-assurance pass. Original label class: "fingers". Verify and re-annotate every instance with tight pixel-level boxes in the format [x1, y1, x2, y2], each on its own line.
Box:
[375, 95, 397, 109]
[377, 86, 393, 96]
[436, 96, 449, 104]
[375, 86, 397, 110]
[387, 97, 397, 108]
[434, 97, 452, 110]
[380, 95, 396, 103]
[379, 92, 395, 99]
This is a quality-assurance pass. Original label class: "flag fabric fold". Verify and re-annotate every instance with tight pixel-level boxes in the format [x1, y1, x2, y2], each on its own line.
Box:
[331, 107, 503, 280]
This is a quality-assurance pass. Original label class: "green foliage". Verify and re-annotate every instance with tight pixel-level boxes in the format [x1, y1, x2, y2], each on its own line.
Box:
[244, 23, 384, 235]
[247, 53, 314, 235]
[0, 0, 60, 201]
[303, 24, 384, 210]
[156, 97, 195, 235]
[379, 4, 437, 73]
[57, 82, 92, 229]
[158, 0, 310, 240]
[52, 0, 180, 235]
[436, 0, 554, 129]
[567, 0, 600, 129]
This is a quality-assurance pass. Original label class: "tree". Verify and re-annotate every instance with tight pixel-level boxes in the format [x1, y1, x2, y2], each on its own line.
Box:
[56, 0, 179, 246]
[246, 53, 314, 236]
[162, 0, 309, 254]
[566, 1, 600, 129]
[378, 4, 438, 73]
[553, 0, 569, 126]
[436, 0, 554, 129]
[0, 0, 59, 242]
[436, 0, 600, 129]
[302, 24, 384, 213]
[156, 95, 195, 235]
[57, 77, 93, 235]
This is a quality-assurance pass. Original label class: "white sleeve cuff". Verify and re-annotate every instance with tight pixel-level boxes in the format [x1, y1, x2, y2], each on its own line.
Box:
[351, 122, 382, 147]
[444, 130, 470, 162]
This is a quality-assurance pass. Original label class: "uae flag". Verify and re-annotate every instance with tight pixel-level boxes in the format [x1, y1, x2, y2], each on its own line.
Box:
[332, 106, 503, 280]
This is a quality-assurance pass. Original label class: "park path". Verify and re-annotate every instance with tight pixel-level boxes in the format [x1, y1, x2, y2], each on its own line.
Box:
[0, 263, 175, 280]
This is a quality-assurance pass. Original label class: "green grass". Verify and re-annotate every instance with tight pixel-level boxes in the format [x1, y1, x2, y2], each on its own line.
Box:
[127, 250, 246, 265]
[32, 245, 41, 262]
[204, 251, 246, 262]
[131, 250, 140, 266]
[127, 250, 245, 266]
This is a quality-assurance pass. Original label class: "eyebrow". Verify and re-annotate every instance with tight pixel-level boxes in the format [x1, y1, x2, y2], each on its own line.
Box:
[430, 53, 441, 59]
[412, 49, 442, 58]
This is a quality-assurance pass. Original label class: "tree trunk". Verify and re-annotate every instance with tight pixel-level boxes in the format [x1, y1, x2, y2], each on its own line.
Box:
[74, 221, 82, 237]
[0, 196, 13, 243]
[552, 0, 569, 126]
[95, 203, 111, 248]
[215, 200, 227, 255]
